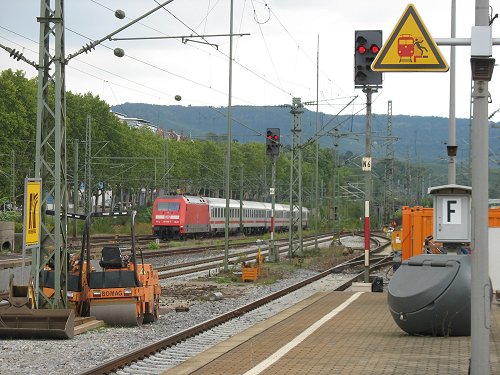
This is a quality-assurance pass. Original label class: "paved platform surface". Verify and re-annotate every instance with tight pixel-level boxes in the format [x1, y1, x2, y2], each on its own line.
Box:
[163, 291, 500, 375]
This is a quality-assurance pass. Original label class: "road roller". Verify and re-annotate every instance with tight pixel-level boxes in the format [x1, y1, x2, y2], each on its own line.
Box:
[42, 210, 161, 325]
[83, 211, 161, 325]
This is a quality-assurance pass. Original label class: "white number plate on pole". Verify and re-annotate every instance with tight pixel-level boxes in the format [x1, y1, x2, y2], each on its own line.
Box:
[362, 157, 372, 171]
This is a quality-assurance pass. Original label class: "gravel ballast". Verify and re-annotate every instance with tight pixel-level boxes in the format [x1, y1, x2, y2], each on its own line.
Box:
[0, 268, 359, 375]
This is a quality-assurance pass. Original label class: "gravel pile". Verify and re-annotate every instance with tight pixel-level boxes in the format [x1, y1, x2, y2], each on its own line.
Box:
[0, 268, 351, 375]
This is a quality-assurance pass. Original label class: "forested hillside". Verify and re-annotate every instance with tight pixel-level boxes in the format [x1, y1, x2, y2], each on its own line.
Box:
[112, 102, 495, 165]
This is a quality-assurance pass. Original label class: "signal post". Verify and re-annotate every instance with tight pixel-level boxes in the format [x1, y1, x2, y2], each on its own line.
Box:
[354, 30, 382, 282]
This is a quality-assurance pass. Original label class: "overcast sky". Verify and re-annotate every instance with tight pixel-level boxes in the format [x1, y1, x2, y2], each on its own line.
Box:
[0, 1, 495, 120]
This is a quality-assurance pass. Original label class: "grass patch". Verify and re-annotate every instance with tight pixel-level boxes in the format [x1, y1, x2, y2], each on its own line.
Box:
[204, 240, 351, 286]
[148, 241, 160, 250]
[300, 243, 352, 271]
[213, 270, 241, 284]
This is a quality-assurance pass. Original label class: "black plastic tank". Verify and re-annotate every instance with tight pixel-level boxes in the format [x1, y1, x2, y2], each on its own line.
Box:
[387, 254, 471, 336]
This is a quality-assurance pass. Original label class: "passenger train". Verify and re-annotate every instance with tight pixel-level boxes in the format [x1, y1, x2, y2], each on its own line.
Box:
[152, 195, 309, 240]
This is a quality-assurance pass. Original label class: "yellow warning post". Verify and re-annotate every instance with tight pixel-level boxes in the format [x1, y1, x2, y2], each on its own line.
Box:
[24, 179, 41, 246]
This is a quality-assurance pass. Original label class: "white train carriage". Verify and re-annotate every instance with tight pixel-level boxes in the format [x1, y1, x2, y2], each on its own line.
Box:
[206, 197, 308, 235]
[278, 203, 293, 230]
[206, 197, 243, 235]
[241, 200, 269, 234]
[206, 198, 271, 235]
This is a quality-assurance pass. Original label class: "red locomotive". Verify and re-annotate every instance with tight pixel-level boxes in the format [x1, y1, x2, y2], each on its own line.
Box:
[152, 195, 209, 240]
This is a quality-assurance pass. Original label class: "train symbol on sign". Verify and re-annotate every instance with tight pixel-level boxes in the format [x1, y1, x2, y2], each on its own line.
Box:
[398, 34, 429, 63]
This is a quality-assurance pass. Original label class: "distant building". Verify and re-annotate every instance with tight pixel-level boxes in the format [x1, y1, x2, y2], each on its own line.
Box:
[164, 129, 190, 141]
[113, 111, 164, 136]
[112, 112, 193, 141]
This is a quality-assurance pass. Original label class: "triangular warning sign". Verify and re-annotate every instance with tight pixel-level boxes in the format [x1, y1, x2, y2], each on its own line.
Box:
[372, 4, 448, 72]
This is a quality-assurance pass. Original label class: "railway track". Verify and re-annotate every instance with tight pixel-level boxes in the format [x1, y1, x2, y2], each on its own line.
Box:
[0, 231, 341, 270]
[80, 234, 391, 375]
[154, 233, 359, 279]
[0, 232, 381, 299]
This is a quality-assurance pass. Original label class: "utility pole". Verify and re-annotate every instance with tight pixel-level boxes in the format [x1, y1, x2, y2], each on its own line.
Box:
[384, 101, 394, 225]
[163, 138, 170, 195]
[470, 1, 492, 372]
[34, 0, 68, 308]
[270, 154, 277, 261]
[11, 150, 15, 206]
[384, 100, 394, 223]
[354, 30, 382, 284]
[73, 139, 78, 238]
[289, 98, 304, 257]
[405, 145, 410, 204]
[223, 0, 234, 272]
[314, 35, 320, 251]
[332, 144, 339, 233]
[85, 115, 92, 213]
[447, 0, 457, 184]
[363, 87, 374, 283]
[240, 165, 244, 234]
[266, 128, 280, 261]
[433, 2, 495, 371]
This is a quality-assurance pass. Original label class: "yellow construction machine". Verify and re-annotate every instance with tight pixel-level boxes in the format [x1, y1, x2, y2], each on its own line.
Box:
[58, 210, 161, 325]
[0, 210, 161, 339]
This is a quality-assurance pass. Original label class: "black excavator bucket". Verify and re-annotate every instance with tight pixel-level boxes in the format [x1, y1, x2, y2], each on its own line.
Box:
[0, 275, 74, 339]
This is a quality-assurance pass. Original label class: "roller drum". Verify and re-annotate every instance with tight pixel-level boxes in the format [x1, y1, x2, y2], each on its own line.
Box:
[90, 299, 142, 326]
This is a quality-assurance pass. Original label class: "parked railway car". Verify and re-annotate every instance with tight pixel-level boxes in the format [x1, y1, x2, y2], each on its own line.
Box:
[152, 195, 308, 240]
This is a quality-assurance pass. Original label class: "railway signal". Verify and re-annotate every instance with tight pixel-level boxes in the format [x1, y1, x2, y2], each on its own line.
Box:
[266, 128, 280, 156]
[354, 30, 383, 88]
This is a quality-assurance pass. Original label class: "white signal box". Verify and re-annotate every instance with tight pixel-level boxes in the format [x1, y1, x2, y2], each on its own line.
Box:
[428, 185, 471, 243]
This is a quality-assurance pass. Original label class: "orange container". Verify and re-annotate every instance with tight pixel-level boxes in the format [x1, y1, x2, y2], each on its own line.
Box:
[489, 208, 500, 227]
[401, 206, 500, 260]
[401, 206, 434, 260]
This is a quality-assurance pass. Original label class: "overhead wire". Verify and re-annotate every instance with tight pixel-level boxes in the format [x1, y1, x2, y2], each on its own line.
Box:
[149, 0, 293, 98]
[265, 4, 351, 99]
[1, 1, 366, 148]
[250, 0, 283, 90]
[3, 1, 352, 110]
[234, 0, 248, 56]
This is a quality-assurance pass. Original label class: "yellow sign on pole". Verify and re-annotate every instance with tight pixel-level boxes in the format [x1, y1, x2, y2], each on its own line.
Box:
[24, 179, 41, 247]
[371, 4, 449, 72]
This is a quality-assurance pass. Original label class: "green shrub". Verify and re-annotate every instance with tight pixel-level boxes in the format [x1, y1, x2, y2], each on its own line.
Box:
[148, 241, 160, 250]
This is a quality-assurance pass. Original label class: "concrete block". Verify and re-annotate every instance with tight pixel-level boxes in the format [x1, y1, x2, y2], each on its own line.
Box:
[351, 282, 372, 293]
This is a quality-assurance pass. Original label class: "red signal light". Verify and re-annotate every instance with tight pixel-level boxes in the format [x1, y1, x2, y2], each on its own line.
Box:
[370, 44, 380, 54]
[357, 45, 367, 54]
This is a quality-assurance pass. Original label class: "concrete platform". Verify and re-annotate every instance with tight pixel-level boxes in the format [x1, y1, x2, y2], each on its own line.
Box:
[163, 291, 500, 375]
